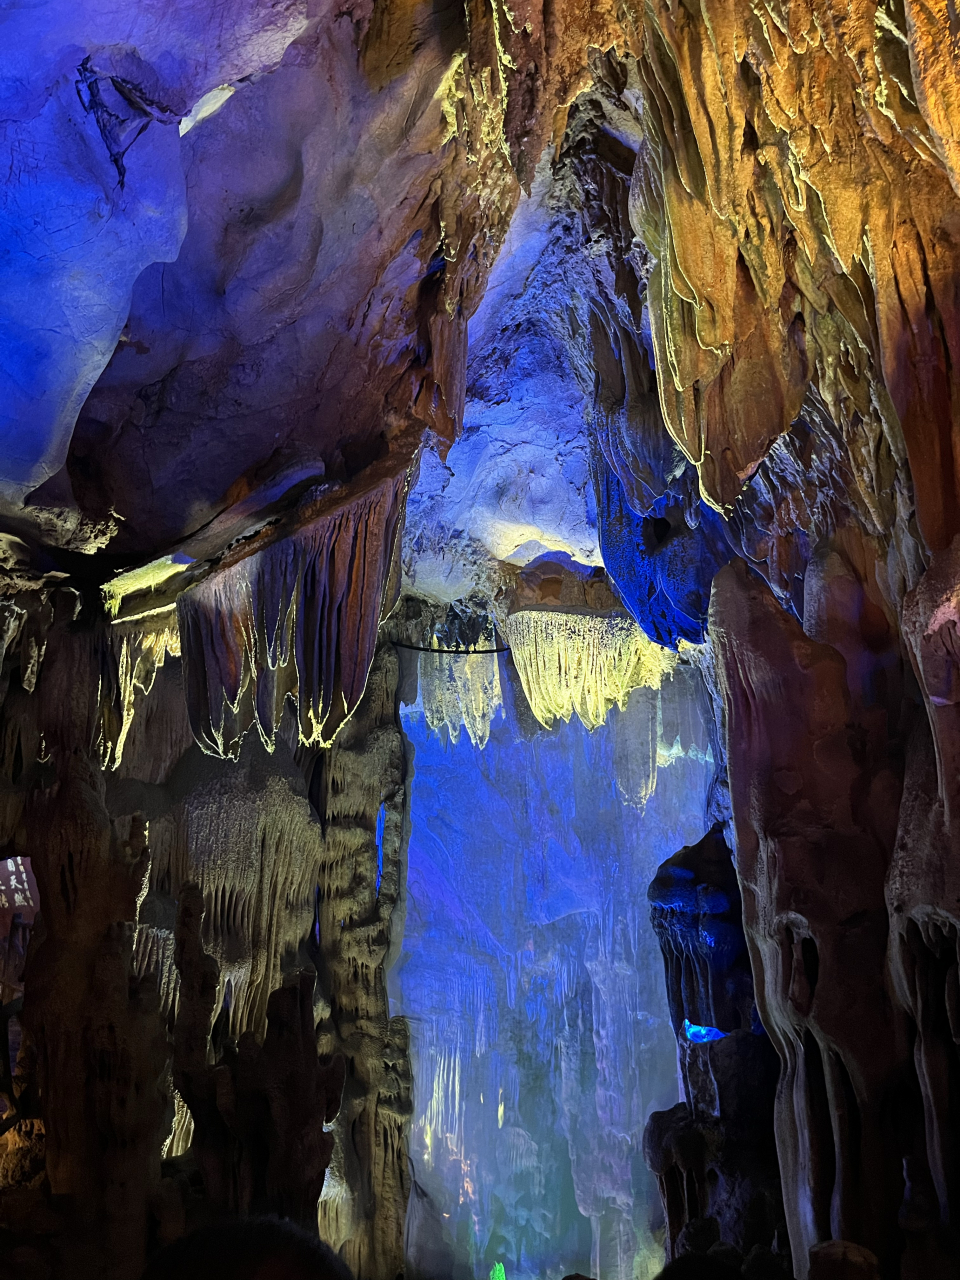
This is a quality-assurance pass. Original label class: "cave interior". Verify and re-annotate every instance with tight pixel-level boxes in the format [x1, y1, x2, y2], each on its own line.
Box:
[1, 3, 960, 1280]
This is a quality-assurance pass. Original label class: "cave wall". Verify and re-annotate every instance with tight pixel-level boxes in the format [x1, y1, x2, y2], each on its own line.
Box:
[0, 599, 404, 1278]
[394, 660, 716, 1280]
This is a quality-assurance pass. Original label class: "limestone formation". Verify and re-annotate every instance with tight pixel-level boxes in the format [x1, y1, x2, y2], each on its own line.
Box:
[310, 645, 411, 1280]
[503, 606, 677, 731]
[645, 826, 785, 1264]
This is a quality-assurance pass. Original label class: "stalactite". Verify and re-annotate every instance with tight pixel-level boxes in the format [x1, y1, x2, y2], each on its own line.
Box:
[628, 2, 959, 561]
[592, 451, 733, 646]
[110, 688, 331, 1192]
[177, 466, 409, 758]
[139, 745, 326, 1045]
[418, 645, 503, 748]
[99, 621, 181, 771]
[607, 665, 715, 812]
[612, 685, 659, 809]
[101, 435, 422, 764]
[396, 674, 711, 1280]
[392, 600, 506, 749]
[502, 606, 678, 731]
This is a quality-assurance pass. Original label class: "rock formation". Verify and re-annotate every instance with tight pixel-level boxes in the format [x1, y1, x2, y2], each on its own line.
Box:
[645, 825, 785, 1266]
[309, 644, 411, 1280]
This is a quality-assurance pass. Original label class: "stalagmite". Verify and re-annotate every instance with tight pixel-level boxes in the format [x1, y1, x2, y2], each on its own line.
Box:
[645, 825, 784, 1263]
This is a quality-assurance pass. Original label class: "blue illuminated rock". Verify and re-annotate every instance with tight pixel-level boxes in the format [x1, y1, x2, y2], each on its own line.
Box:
[394, 668, 717, 1280]
[0, 0, 308, 500]
[593, 460, 732, 648]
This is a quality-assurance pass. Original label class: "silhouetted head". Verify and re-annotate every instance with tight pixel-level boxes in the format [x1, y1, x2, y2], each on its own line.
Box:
[140, 1218, 354, 1280]
[655, 1256, 742, 1280]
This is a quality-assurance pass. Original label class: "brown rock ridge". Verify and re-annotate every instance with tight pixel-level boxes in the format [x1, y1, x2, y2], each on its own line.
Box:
[711, 559, 907, 1275]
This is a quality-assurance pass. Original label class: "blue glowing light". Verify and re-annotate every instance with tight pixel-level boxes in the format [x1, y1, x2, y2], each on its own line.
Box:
[683, 1019, 727, 1043]
[375, 802, 385, 897]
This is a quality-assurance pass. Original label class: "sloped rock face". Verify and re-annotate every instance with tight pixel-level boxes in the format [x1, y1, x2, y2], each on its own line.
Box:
[0, 0, 311, 502]
[22, 0, 631, 556]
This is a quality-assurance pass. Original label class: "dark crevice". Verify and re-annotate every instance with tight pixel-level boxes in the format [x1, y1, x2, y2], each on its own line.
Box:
[803, 1029, 837, 1241]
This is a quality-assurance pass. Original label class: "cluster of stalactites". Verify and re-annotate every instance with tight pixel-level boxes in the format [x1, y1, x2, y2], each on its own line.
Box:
[503, 606, 678, 731]
[415, 611, 505, 750]
[391, 599, 505, 749]
[132, 740, 327, 1160]
[176, 469, 406, 759]
[99, 620, 181, 771]
[419, 648, 503, 749]
[628, 1, 957, 565]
